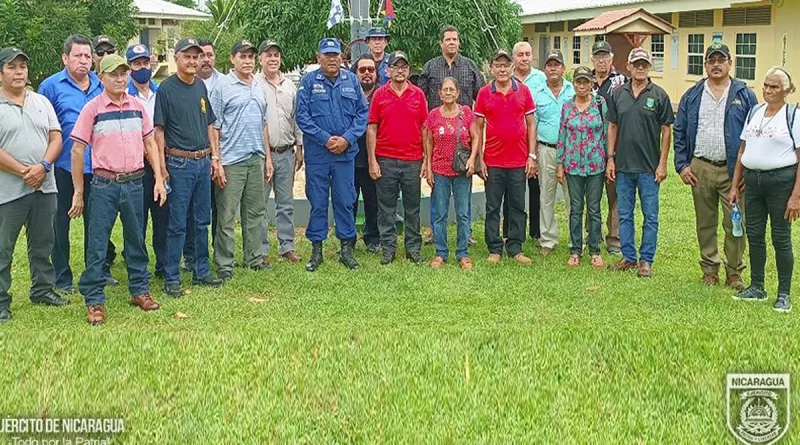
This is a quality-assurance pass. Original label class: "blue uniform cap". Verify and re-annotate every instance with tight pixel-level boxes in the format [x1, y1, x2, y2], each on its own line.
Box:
[319, 38, 342, 54]
[126, 44, 151, 62]
[366, 28, 390, 40]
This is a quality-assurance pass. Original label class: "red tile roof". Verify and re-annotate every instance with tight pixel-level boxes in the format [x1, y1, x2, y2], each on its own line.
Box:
[573, 8, 640, 32]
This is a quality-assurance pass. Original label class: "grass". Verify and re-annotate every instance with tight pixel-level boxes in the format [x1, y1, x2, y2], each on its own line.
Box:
[1, 169, 799, 444]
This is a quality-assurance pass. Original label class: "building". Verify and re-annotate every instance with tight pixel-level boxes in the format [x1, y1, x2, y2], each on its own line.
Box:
[518, 0, 798, 101]
[132, 0, 211, 75]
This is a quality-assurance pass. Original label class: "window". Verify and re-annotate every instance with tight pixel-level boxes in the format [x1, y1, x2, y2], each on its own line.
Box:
[687, 34, 705, 76]
[651, 35, 665, 72]
[735, 33, 757, 80]
[573, 36, 581, 64]
[724, 6, 771, 26]
[549, 21, 564, 32]
[553, 37, 561, 50]
[568, 20, 585, 31]
[534, 23, 547, 33]
[679, 10, 714, 28]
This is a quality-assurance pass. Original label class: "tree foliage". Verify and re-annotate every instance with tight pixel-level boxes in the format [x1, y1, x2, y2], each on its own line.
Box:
[240, 0, 522, 71]
[167, 0, 196, 8]
[180, 17, 245, 74]
[0, 0, 138, 86]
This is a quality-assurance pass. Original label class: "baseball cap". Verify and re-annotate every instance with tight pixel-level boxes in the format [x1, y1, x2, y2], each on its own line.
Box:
[492, 49, 512, 62]
[99, 54, 130, 74]
[366, 27, 390, 40]
[573, 66, 593, 82]
[92, 35, 116, 51]
[0, 47, 29, 65]
[231, 39, 255, 56]
[388, 51, 409, 66]
[175, 38, 203, 53]
[705, 42, 731, 60]
[126, 44, 151, 62]
[628, 47, 652, 64]
[318, 38, 341, 54]
[592, 41, 613, 55]
[258, 39, 281, 54]
[545, 49, 564, 64]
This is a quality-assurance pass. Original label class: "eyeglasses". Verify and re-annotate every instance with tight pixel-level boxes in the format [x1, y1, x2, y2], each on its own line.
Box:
[96, 48, 116, 57]
[358, 66, 376, 74]
[390, 64, 410, 71]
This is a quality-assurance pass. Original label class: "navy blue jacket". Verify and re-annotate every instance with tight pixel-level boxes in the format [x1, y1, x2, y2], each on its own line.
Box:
[673, 78, 758, 178]
[296, 68, 369, 165]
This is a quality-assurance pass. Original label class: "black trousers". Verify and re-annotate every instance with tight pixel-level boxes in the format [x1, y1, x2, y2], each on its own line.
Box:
[503, 177, 540, 239]
[53, 167, 116, 289]
[486, 167, 526, 256]
[355, 166, 380, 245]
[376, 157, 422, 255]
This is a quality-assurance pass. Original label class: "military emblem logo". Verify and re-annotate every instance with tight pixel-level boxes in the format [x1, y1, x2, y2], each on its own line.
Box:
[646, 97, 655, 108]
[200, 98, 207, 114]
[727, 374, 790, 445]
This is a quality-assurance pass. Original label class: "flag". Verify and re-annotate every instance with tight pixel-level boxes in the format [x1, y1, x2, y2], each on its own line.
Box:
[381, 0, 395, 28]
[327, 0, 344, 29]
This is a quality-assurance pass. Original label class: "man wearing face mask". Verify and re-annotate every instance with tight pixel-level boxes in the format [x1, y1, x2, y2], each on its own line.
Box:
[126, 43, 168, 279]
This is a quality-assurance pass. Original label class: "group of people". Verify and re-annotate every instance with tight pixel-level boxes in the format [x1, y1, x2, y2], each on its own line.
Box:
[1, 26, 798, 325]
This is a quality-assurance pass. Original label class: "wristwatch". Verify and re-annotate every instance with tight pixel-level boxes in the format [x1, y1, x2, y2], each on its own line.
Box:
[528, 153, 537, 161]
[607, 152, 616, 159]
[211, 156, 220, 161]
[40, 160, 52, 172]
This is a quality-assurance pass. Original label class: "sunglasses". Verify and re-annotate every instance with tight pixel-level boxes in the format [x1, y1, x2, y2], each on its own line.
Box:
[358, 66, 376, 74]
[96, 48, 116, 57]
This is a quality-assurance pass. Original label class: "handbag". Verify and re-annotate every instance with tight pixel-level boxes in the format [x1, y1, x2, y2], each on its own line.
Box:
[450, 110, 472, 175]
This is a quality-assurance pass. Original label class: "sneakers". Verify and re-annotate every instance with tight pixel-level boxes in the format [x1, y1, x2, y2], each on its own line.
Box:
[701, 272, 720, 286]
[733, 286, 768, 302]
[164, 283, 184, 298]
[31, 290, 70, 306]
[218, 270, 233, 282]
[607, 246, 622, 256]
[774, 294, 792, 313]
[366, 243, 380, 254]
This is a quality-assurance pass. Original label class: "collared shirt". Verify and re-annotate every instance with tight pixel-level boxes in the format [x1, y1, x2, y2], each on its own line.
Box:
[153, 74, 216, 151]
[608, 80, 674, 173]
[533, 81, 575, 144]
[557, 96, 608, 176]
[71, 91, 154, 173]
[127, 79, 158, 125]
[516, 69, 547, 92]
[295, 68, 369, 165]
[201, 69, 223, 93]
[694, 80, 730, 161]
[368, 82, 428, 161]
[419, 55, 485, 110]
[356, 88, 376, 168]
[593, 68, 628, 103]
[255, 72, 303, 148]
[474, 79, 536, 169]
[209, 71, 268, 166]
[0, 91, 61, 205]
[37, 69, 104, 173]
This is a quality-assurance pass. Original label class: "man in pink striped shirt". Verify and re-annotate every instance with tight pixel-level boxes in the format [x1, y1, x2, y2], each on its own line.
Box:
[69, 54, 167, 325]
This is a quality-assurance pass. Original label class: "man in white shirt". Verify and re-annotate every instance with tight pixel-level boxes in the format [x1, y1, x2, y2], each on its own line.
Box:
[255, 40, 304, 264]
[126, 43, 168, 279]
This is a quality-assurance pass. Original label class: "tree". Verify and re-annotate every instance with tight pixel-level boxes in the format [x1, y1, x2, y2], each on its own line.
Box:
[241, 0, 522, 71]
[0, 0, 138, 86]
[167, 0, 197, 8]
[180, 18, 245, 74]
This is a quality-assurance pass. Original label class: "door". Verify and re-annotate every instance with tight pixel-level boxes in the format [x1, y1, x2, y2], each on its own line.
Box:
[139, 28, 150, 48]
[538, 35, 550, 71]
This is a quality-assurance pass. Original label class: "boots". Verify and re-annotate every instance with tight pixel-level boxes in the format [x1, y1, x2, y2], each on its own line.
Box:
[306, 242, 324, 272]
[339, 239, 360, 270]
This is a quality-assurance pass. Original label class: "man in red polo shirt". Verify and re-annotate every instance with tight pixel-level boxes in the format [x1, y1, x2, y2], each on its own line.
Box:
[367, 51, 429, 265]
[475, 49, 538, 264]
[69, 54, 167, 325]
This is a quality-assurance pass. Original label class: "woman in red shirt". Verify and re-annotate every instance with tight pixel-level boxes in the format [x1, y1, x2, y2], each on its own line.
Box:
[423, 77, 480, 270]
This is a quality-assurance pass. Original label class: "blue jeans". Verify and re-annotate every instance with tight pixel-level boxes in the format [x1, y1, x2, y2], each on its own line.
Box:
[165, 156, 212, 284]
[616, 172, 660, 264]
[432, 174, 471, 260]
[431, 182, 472, 234]
[79, 176, 150, 306]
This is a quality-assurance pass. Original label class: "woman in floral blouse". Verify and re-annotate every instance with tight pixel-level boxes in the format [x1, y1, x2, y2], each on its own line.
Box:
[424, 77, 480, 270]
[556, 66, 608, 269]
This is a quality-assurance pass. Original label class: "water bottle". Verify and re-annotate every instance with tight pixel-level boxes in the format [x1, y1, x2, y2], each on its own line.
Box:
[732, 201, 743, 238]
[164, 180, 172, 195]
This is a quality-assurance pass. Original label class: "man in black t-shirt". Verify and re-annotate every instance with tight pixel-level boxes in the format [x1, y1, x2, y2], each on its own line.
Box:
[154, 38, 223, 297]
[606, 48, 674, 279]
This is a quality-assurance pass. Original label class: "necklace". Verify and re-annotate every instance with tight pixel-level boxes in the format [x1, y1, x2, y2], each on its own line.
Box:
[755, 108, 779, 137]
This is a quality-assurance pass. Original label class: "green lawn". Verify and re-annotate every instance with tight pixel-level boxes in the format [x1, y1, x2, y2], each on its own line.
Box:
[1, 172, 798, 443]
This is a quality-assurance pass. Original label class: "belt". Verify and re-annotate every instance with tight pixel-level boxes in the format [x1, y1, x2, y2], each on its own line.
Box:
[695, 156, 727, 167]
[167, 147, 211, 159]
[94, 168, 145, 183]
[744, 164, 798, 173]
[270, 145, 293, 154]
[538, 141, 557, 149]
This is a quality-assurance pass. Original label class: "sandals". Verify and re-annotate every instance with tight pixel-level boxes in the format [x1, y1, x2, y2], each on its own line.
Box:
[567, 254, 581, 268]
[590, 254, 605, 270]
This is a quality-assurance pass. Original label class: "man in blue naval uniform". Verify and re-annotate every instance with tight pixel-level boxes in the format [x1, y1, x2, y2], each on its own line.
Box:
[296, 38, 369, 272]
[365, 27, 390, 86]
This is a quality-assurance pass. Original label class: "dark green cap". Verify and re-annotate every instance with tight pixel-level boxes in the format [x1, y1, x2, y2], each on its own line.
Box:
[0, 47, 29, 65]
